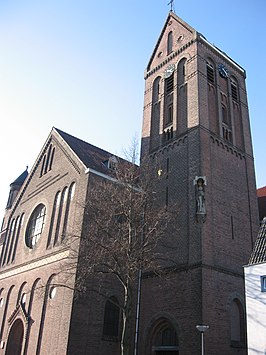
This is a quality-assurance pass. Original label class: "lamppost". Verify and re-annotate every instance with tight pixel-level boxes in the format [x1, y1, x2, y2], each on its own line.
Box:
[196, 325, 209, 355]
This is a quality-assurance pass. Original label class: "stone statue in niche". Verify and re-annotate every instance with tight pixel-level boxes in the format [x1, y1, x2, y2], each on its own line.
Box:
[193, 176, 207, 222]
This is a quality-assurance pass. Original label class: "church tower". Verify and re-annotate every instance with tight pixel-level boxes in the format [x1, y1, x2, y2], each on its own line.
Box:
[140, 11, 258, 355]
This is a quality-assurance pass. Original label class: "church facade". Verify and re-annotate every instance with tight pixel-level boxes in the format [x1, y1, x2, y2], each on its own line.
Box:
[0, 11, 258, 355]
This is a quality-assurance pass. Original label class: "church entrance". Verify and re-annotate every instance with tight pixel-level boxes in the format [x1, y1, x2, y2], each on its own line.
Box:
[150, 318, 179, 355]
[5, 318, 24, 355]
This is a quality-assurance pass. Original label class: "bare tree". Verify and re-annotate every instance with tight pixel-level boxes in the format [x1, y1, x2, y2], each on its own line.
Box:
[61, 146, 176, 355]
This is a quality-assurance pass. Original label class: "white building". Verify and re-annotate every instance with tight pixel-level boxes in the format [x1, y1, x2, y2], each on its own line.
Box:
[244, 217, 266, 355]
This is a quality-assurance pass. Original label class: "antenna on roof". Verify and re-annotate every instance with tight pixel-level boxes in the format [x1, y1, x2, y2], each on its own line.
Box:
[168, 0, 175, 12]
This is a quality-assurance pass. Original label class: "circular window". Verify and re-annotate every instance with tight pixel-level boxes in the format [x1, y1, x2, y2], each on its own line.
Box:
[25, 204, 46, 248]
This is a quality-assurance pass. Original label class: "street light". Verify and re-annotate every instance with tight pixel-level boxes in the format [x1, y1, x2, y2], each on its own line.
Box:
[196, 325, 209, 355]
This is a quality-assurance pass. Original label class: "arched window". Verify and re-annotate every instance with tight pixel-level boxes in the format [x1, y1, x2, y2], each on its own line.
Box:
[177, 58, 187, 86]
[49, 146, 55, 171]
[44, 144, 52, 174]
[11, 213, 24, 262]
[40, 154, 46, 177]
[0, 285, 14, 339]
[17, 282, 27, 307]
[221, 105, 228, 124]
[230, 298, 245, 347]
[152, 77, 161, 103]
[230, 77, 239, 102]
[102, 296, 120, 341]
[1, 219, 14, 265]
[62, 182, 76, 240]
[150, 318, 179, 354]
[167, 31, 173, 54]
[164, 73, 174, 128]
[54, 187, 68, 245]
[47, 191, 61, 248]
[7, 216, 20, 264]
[40, 144, 56, 177]
[206, 59, 215, 84]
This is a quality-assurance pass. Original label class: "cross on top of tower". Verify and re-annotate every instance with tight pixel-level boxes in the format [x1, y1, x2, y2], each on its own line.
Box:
[168, 0, 175, 12]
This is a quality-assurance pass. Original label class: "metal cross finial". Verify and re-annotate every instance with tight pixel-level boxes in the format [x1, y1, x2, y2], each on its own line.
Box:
[168, 0, 175, 12]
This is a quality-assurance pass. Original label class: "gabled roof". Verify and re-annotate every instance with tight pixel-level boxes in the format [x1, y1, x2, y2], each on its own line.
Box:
[54, 128, 122, 175]
[248, 217, 266, 265]
[10, 168, 28, 186]
[257, 186, 266, 198]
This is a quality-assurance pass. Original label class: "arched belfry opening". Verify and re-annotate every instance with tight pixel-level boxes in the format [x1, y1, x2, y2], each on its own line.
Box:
[148, 317, 179, 355]
[5, 318, 24, 355]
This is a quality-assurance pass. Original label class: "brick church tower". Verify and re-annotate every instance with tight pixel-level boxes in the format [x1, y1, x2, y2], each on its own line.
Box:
[139, 11, 258, 355]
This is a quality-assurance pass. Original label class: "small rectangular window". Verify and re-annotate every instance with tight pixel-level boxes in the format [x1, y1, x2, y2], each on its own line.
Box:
[261, 276, 266, 292]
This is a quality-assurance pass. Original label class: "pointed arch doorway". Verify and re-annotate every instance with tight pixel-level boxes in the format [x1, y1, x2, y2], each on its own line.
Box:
[149, 318, 179, 355]
[5, 318, 24, 355]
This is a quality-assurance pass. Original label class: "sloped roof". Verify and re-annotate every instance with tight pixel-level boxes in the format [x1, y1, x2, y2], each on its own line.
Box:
[11, 168, 28, 186]
[248, 217, 266, 265]
[54, 128, 121, 175]
[257, 186, 266, 198]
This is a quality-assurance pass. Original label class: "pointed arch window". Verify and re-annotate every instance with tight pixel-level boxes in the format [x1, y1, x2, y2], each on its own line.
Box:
[164, 73, 174, 129]
[230, 298, 245, 347]
[54, 187, 68, 245]
[1, 219, 15, 265]
[46, 191, 60, 248]
[152, 77, 161, 103]
[11, 213, 24, 262]
[7, 216, 20, 264]
[231, 79, 239, 102]
[40, 144, 56, 177]
[62, 182, 76, 240]
[177, 58, 187, 86]
[207, 60, 215, 84]
[151, 319, 179, 354]
[102, 296, 120, 341]
[167, 31, 173, 55]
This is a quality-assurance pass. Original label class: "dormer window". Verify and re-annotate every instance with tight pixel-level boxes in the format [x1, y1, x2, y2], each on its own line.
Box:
[104, 156, 118, 171]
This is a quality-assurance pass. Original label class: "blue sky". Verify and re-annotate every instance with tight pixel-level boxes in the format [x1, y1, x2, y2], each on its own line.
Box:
[0, 0, 265, 219]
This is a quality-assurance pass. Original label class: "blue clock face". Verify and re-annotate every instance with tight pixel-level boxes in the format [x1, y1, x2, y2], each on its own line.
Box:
[218, 63, 228, 78]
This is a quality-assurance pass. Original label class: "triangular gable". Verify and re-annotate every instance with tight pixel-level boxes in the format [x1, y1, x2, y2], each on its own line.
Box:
[146, 11, 196, 72]
[8, 303, 29, 325]
[3, 127, 131, 219]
